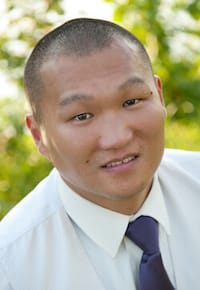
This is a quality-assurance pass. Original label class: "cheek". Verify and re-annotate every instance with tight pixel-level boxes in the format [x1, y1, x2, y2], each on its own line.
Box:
[136, 106, 166, 140]
[50, 127, 96, 164]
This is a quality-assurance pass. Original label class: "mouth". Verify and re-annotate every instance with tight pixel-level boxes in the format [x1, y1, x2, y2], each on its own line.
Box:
[102, 155, 138, 169]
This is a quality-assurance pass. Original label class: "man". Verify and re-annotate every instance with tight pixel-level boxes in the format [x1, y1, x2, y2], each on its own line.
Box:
[0, 18, 199, 290]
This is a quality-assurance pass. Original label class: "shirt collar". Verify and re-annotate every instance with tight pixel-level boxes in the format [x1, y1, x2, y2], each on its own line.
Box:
[133, 174, 171, 235]
[57, 173, 170, 257]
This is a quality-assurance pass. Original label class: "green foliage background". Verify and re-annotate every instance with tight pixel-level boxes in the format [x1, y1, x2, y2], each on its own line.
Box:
[0, 0, 200, 219]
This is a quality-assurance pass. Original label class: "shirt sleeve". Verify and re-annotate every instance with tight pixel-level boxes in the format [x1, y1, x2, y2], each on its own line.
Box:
[0, 261, 13, 290]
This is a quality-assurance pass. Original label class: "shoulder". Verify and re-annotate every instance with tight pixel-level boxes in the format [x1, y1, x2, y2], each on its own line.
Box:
[158, 148, 200, 187]
[163, 148, 200, 162]
[162, 148, 200, 171]
[0, 169, 62, 251]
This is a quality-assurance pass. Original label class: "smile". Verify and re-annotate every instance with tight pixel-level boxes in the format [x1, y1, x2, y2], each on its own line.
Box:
[103, 155, 136, 168]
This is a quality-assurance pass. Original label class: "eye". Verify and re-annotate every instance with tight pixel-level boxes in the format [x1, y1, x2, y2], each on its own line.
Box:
[123, 98, 140, 107]
[72, 112, 93, 121]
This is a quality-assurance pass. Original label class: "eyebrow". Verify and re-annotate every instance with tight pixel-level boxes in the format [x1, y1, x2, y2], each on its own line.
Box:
[58, 77, 146, 107]
[119, 77, 145, 91]
[59, 94, 94, 107]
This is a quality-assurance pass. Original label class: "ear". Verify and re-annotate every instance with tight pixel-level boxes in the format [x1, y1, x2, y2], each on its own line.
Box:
[154, 75, 165, 105]
[26, 114, 50, 159]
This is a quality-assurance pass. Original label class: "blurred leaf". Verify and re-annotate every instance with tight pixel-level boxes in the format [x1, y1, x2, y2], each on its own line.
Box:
[0, 0, 62, 219]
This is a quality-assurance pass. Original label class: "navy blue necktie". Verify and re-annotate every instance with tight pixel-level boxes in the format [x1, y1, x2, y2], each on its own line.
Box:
[126, 216, 174, 290]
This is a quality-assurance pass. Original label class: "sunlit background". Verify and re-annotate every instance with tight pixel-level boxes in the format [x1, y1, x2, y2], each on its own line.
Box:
[0, 0, 113, 97]
[0, 0, 200, 218]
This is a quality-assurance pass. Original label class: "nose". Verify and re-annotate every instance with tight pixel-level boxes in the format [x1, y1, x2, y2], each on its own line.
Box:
[98, 113, 133, 150]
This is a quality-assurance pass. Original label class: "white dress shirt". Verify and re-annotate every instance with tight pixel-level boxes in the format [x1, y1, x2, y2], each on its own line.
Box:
[0, 149, 200, 290]
[58, 173, 175, 290]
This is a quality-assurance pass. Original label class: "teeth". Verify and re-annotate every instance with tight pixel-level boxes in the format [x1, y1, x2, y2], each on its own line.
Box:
[106, 156, 135, 168]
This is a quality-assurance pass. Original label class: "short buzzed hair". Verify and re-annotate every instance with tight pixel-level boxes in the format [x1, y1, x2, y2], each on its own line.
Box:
[24, 18, 152, 122]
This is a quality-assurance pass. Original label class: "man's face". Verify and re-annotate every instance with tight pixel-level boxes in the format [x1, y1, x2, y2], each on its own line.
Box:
[28, 40, 166, 214]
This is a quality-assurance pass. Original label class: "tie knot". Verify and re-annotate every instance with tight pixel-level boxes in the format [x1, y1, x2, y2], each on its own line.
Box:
[126, 216, 159, 255]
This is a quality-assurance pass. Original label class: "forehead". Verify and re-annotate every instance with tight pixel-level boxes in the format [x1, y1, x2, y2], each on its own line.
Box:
[40, 41, 152, 101]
